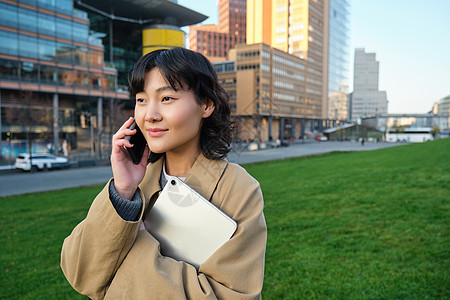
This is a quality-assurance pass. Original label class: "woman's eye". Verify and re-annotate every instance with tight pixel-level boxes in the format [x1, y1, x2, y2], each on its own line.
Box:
[136, 98, 145, 103]
[162, 96, 174, 102]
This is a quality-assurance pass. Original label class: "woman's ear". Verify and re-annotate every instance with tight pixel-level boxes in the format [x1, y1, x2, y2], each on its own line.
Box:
[202, 99, 215, 118]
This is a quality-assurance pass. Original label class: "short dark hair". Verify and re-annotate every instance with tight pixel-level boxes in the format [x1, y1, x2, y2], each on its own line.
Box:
[128, 47, 233, 162]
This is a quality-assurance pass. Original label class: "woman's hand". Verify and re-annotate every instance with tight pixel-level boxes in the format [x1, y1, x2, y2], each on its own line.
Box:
[111, 117, 150, 200]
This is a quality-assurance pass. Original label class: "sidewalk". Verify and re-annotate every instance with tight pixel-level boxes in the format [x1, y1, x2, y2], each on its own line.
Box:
[227, 140, 401, 164]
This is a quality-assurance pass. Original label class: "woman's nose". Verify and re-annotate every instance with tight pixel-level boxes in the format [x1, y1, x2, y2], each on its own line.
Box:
[144, 105, 162, 122]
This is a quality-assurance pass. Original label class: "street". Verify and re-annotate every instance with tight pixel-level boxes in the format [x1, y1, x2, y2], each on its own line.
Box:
[0, 141, 402, 198]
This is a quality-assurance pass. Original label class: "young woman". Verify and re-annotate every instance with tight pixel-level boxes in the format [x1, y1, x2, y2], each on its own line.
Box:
[61, 48, 267, 299]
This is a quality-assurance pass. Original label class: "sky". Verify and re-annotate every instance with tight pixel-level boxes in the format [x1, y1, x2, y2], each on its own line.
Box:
[178, 0, 450, 114]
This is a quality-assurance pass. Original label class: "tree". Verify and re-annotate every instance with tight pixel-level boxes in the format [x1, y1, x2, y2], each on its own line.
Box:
[4, 91, 53, 170]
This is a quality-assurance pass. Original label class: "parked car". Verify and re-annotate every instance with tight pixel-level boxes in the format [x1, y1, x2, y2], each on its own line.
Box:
[316, 136, 328, 141]
[15, 153, 69, 172]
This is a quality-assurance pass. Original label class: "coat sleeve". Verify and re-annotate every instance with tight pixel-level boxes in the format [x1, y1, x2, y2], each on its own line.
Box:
[104, 164, 267, 300]
[60, 179, 143, 299]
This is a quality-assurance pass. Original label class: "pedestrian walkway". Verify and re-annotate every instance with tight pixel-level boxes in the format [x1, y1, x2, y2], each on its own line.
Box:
[227, 140, 400, 164]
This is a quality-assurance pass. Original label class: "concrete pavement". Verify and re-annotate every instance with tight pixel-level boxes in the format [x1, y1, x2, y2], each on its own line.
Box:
[0, 141, 403, 198]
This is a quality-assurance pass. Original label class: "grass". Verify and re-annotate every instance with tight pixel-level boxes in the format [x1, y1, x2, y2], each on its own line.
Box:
[1, 139, 449, 299]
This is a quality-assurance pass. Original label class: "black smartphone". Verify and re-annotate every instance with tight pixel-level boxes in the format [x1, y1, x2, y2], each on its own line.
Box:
[125, 120, 148, 164]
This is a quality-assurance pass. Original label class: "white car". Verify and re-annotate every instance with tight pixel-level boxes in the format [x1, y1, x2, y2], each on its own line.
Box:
[15, 153, 69, 172]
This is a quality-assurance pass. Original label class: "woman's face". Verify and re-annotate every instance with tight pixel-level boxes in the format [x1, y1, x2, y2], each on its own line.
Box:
[134, 68, 214, 156]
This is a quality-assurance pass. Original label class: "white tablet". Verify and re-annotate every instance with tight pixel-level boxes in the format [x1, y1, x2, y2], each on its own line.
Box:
[143, 177, 237, 268]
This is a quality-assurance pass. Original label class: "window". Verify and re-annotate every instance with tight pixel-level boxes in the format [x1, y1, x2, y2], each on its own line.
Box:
[57, 0, 72, 13]
[72, 22, 88, 42]
[56, 42, 73, 64]
[56, 18, 72, 40]
[19, 35, 38, 58]
[73, 45, 88, 65]
[39, 65, 57, 84]
[38, 13, 56, 35]
[18, 8, 37, 32]
[105, 74, 116, 90]
[0, 3, 17, 27]
[20, 61, 38, 82]
[39, 39, 56, 60]
[0, 30, 18, 55]
[74, 70, 89, 87]
[0, 59, 19, 80]
[38, 0, 56, 9]
[58, 68, 74, 87]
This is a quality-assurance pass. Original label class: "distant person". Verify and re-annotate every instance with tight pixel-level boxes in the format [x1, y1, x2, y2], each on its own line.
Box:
[361, 138, 365, 146]
[60, 48, 267, 299]
[47, 142, 54, 154]
[62, 139, 69, 157]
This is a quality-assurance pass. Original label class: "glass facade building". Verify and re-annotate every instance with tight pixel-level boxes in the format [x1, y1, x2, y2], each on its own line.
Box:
[0, 0, 118, 91]
[0, 0, 128, 159]
[327, 0, 350, 121]
[0, 0, 205, 160]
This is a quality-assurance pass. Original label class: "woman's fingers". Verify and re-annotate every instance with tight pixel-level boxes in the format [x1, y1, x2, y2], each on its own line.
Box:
[114, 137, 133, 149]
[118, 116, 134, 131]
[113, 129, 136, 142]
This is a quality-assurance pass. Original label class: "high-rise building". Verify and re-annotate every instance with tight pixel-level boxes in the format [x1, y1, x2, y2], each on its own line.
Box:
[327, 0, 349, 121]
[214, 43, 335, 141]
[247, 0, 329, 119]
[350, 48, 388, 121]
[0, 0, 206, 159]
[189, 0, 246, 62]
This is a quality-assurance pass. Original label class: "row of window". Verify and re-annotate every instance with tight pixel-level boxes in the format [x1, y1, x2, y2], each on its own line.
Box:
[274, 80, 294, 90]
[20, 0, 72, 12]
[0, 2, 89, 42]
[237, 64, 259, 71]
[273, 54, 305, 69]
[0, 30, 103, 67]
[306, 87, 321, 96]
[273, 67, 305, 81]
[0, 58, 116, 90]
[237, 50, 260, 58]
[213, 62, 235, 73]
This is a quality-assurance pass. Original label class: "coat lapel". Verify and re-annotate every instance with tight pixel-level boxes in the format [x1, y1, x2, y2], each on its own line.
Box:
[139, 157, 164, 211]
[185, 154, 228, 201]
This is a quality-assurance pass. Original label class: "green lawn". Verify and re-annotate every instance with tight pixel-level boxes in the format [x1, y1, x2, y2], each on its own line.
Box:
[1, 139, 449, 299]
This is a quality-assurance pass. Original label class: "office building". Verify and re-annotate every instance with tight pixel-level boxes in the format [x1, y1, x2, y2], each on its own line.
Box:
[350, 48, 388, 122]
[0, 0, 206, 159]
[189, 0, 246, 61]
[246, 0, 329, 118]
[214, 43, 335, 141]
[327, 0, 349, 121]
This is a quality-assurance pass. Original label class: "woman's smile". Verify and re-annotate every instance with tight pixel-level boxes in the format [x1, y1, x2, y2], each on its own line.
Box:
[147, 128, 168, 137]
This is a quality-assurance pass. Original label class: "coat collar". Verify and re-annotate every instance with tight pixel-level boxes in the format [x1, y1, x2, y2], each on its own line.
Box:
[140, 153, 228, 205]
[185, 153, 228, 201]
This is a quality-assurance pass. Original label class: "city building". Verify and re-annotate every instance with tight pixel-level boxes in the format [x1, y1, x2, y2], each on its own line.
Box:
[0, 0, 206, 160]
[189, 0, 246, 62]
[433, 95, 450, 131]
[350, 48, 388, 122]
[75, 0, 207, 90]
[327, 0, 350, 121]
[246, 0, 329, 119]
[214, 43, 336, 142]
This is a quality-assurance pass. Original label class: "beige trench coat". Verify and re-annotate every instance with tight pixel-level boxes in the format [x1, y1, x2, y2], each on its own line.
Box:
[61, 154, 267, 299]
